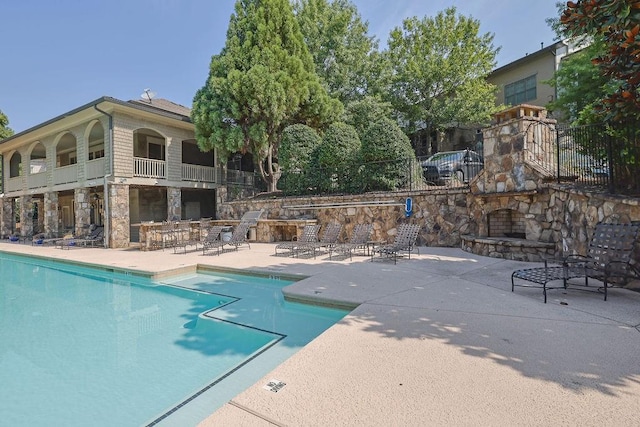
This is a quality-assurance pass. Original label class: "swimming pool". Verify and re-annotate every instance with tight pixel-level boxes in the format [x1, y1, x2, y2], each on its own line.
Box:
[0, 252, 347, 426]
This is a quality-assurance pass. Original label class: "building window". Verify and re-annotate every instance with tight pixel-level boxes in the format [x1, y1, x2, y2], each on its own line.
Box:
[504, 75, 537, 105]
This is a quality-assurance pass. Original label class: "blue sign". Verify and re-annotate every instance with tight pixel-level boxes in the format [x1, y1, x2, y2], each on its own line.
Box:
[405, 197, 413, 217]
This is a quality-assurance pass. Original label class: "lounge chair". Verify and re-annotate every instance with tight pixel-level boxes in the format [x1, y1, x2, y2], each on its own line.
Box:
[371, 223, 421, 264]
[239, 209, 264, 225]
[203, 222, 252, 255]
[332, 223, 373, 260]
[512, 221, 640, 302]
[56, 227, 104, 249]
[201, 225, 224, 255]
[275, 224, 321, 257]
[296, 223, 343, 258]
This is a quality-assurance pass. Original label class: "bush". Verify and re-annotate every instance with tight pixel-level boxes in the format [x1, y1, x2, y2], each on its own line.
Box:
[312, 122, 362, 193]
[360, 118, 416, 191]
[278, 124, 321, 194]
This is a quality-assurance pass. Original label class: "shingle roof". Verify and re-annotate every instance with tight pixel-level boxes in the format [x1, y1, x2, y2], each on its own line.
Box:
[128, 98, 191, 117]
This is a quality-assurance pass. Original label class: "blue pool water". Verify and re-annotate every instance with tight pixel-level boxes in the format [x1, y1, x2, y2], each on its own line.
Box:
[0, 253, 347, 426]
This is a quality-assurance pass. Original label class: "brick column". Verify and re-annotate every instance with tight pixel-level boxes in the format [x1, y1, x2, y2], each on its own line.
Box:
[44, 192, 59, 238]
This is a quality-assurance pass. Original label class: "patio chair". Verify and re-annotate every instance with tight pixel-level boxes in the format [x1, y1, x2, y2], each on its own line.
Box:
[202, 222, 252, 255]
[511, 221, 640, 302]
[296, 223, 343, 259]
[239, 209, 264, 225]
[75, 226, 104, 247]
[332, 223, 373, 260]
[173, 220, 197, 253]
[371, 223, 421, 264]
[201, 225, 225, 255]
[275, 224, 321, 257]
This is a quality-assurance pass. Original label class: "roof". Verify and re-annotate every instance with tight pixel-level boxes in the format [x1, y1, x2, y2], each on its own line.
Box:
[489, 40, 566, 77]
[128, 97, 191, 116]
[0, 96, 192, 146]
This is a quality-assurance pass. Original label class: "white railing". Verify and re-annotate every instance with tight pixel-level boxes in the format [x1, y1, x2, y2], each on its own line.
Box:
[6, 176, 22, 192]
[53, 164, 78, 185]
[86, 157, 106, 179]
[134, 157, 166, 178]
[28, 172, 47, 189]
[181, 164, 217, 183]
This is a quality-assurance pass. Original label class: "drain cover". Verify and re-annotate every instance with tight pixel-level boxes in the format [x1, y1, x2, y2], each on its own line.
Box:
[263, 379, 286, 393]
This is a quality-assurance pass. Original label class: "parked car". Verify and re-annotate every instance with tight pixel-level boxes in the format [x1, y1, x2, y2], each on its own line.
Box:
[421, 150, 484, 185]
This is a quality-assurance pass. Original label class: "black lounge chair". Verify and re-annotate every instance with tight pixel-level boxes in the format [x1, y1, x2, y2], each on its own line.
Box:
[512, 222, 640, 302]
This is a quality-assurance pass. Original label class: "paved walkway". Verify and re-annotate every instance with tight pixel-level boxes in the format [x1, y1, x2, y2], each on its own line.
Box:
[2, 241, 640, 426]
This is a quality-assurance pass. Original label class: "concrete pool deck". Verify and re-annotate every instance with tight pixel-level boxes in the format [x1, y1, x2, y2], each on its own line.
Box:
[2, 241, 640, 426]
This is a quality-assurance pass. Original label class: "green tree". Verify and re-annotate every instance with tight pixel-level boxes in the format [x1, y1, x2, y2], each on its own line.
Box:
[545, 40, 612, 124]
[279, 123, 321, 194]
[313, 122, 361, 193]
[0, 109, 14, 140]
[560, 0, 640, 121]
[360, 118, 416, 191]
[191, 0, 342, 192]
[294, 0, 382, 104]
[384, 7, 500, 144]
[343, 95, 393, 141]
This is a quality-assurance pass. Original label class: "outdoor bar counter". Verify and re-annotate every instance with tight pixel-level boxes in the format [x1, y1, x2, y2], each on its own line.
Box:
[138, 218, 318, 251]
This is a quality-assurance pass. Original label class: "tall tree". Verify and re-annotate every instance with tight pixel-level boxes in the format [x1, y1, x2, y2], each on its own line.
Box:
[560, 0, 640, 121]
[191, 0, 342, 192]
[0, 109, 14, 140]
[545, 40, 612, 124]
[384, 7, 500, 145]
[294, 0, 383, 104]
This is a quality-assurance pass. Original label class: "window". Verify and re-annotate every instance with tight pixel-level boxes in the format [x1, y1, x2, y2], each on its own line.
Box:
[504, 75, 537, 105]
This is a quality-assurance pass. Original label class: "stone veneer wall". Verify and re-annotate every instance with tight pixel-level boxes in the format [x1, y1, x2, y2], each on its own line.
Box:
[44, 192, 59, 238]
[109, 183, 130, 248]
[218, 189, 473, 246]
[217, 109, 639, 261]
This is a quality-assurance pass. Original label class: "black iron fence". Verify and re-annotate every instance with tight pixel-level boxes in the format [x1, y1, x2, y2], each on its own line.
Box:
[224, 151, 485, 200]
[556, 122, 640, 195]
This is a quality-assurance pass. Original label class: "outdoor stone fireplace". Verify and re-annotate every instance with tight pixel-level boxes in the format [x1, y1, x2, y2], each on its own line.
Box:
[488, 208, 526, 239]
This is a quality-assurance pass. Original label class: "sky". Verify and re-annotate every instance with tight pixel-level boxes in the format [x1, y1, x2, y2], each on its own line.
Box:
[0, 0, 559, 134]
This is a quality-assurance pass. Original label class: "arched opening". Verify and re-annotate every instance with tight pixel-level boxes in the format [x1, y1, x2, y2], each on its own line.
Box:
[10, 152, 22, 178]
[30, 142, 47, 173]
[56, 132, 77, 167]
[133, 128, 165, 160]
[87, 121, 105, 160]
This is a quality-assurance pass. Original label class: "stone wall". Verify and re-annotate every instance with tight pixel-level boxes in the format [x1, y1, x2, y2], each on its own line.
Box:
[217, 107, 639, 261]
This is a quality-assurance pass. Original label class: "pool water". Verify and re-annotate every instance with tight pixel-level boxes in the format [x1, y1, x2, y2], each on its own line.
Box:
[0, 253, 347, 426]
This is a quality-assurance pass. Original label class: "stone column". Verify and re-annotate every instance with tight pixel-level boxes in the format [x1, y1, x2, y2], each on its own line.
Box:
[215, 187, 226, 219]
[20, 195, 33, 237]
[1, 198, 12, 237]
[44, 192, 59, 238]
[109, 183, 130, 248]
[74, 188, 91, 236]
[167, 187, 181, 221]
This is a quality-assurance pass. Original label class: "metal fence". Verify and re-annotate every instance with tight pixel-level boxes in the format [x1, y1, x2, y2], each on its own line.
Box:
[224, 151, 485, 200]
[556, 122, 640, 195]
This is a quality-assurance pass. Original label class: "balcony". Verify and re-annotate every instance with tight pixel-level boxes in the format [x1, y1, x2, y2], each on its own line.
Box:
[181, 164, 218, 183]
[53, 164, 78, 185]
[28, 172, 47, 189]
[6, 177, 22, 192]
[134, 157, 166, 178]
[86, 157, 106, 179]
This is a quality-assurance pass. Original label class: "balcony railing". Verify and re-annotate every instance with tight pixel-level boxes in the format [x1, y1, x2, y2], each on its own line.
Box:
[53, 164, 78, 185]
[181, 164, 217, 183]
[134, 157, 166, 178]
[86, 157, 106, 179]
[6, 176, 22, 192]
[28, 172, 47, 189]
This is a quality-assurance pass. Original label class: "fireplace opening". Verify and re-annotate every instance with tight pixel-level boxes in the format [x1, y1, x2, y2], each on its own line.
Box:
[488, 209, 526, 239]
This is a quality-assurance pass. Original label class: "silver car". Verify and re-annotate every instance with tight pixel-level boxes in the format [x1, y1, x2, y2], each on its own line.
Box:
[421, 150, 484, 185]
